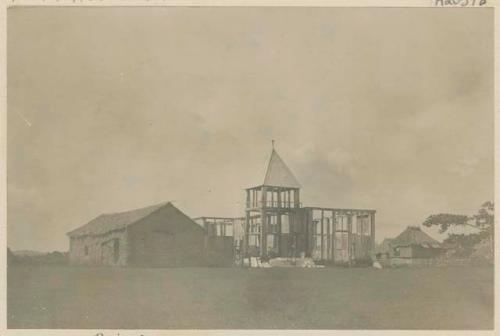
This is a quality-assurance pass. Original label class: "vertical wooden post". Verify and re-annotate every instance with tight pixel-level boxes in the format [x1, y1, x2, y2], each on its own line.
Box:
[243, 212, 249, 266]
[347, 213, 352, 267]
[370, 212, 376, 257]
[357, 215, 362, 258]
[244, 190, 250, 266]
[320, 210, 324, 260]
[332, 211, 336, 263]
[352, 214, 356, 262]
[326, 211, 331, 261]
[305, 208, 311, 257]
[277, 189, 282, 256]
[260, 186, 268, 258]
[309, 208, 313, 258]
[294, 189, 300, 208]
[246, 189, 250, 209]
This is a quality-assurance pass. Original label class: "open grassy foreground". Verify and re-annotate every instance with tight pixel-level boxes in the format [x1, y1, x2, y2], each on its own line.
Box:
[7, 265, 493, 329]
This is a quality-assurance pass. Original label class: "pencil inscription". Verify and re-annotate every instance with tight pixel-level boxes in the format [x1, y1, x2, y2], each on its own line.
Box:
[434, 0, 487, 6]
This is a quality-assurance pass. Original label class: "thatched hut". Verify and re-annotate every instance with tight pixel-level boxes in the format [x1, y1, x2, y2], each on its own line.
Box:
[390, 226, 443, 266]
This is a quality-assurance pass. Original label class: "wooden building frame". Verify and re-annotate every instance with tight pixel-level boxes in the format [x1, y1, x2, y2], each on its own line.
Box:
[194, 144, 377, 266]
[301, 207, 376, 265]
[240, 145, 376, 265]
[193, 217, 235, 237]
[244, 185, 301, 259]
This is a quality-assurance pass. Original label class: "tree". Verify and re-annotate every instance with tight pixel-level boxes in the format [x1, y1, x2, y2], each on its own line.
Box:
[422, 202, 494, 259]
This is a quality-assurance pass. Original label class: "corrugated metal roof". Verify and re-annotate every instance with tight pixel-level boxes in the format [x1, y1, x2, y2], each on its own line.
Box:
[67, 202, 170, 238]
[263, 149, 301, 188]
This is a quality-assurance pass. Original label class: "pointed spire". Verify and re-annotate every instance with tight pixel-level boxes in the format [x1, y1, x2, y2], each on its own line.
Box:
[263, 144, 301, 188]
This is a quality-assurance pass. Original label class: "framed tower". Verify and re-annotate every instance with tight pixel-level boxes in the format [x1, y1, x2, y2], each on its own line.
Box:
[243, 143, 302, 259]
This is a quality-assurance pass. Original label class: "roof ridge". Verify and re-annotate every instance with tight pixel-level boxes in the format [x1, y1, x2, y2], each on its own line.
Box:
[101, 201, 169, 216]
[391, 225, 440, 247]
[67, 201, 171, 237]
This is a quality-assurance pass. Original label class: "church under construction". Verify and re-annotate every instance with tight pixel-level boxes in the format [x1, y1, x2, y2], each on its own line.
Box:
[196, 145, 376, 265]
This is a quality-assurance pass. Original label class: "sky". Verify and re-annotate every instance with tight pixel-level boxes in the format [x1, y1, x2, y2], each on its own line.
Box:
[7, 7, 493, 252]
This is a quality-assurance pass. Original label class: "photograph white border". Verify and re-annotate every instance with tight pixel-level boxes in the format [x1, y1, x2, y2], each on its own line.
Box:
[0, 0, 498, 335]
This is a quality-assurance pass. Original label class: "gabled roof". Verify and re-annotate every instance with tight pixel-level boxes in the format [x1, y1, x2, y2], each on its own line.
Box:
[263, 149, 301, 188]
[67, 202, 174, 238]
[391, 226, 440, 248]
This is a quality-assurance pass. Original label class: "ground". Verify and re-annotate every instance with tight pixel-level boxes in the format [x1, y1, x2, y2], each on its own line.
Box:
[7, 265, 494, 329]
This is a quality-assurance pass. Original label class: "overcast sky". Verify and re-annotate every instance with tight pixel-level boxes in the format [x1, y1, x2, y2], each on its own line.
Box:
[7, 7, 493, 252]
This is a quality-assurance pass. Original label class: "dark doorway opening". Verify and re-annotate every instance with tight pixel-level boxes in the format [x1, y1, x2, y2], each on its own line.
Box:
[113, 239, 120, 263]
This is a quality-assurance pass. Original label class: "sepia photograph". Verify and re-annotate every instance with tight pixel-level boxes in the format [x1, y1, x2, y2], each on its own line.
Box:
[4, 3, 495, 332]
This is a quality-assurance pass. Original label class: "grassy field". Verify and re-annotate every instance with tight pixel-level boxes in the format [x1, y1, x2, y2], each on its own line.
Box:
[7, 265, 493, 329]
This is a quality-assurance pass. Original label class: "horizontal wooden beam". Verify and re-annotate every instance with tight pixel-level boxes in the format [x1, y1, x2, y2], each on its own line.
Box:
[304, 207, 376, 214]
